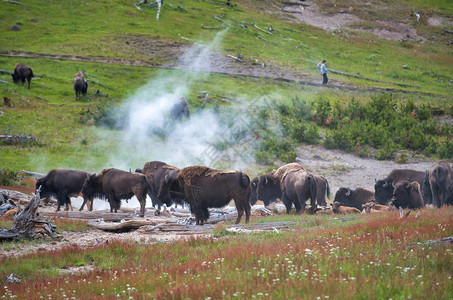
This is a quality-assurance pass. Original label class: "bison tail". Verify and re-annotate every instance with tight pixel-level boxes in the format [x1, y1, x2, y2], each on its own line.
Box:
[144, 177, 155, 200]
[308, 174, 317, 206]
[326, 179, 331, 199]
[239, 172, 250, 188]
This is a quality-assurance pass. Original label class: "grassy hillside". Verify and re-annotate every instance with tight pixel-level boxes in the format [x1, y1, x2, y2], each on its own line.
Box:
[0, 0, 452, 174]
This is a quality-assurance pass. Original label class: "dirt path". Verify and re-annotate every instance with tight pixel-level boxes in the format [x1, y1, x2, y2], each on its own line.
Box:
[1, 51, 436, 96]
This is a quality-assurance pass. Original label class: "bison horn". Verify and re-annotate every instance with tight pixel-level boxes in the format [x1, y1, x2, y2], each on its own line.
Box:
[264, 176, 268, 185]
[164, 175, 169, 183]
[406, 182, 411, 189]
[383, 180, 388, 188]
[392, 181, 395, 189]
[345, 188, 351, 196]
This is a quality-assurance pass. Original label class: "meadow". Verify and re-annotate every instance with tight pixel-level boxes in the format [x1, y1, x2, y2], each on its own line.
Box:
[0, 208, 452, 299]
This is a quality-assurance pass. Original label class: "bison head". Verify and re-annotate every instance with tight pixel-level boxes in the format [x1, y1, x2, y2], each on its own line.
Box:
[157, 175, 179, 206]
[11, 73, 19, 83]
[362, 202, 375, 213]
[256, 174, 281, 206]
[81, 174, 98, 201]
[249, 177, 259, 206]
[391, 180, 420, 208]
[374, 179, 394, 205]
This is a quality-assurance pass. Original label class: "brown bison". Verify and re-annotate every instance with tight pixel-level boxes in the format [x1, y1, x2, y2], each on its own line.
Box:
[312, 174, 329, 207]
[428, 161, 453, 208]
[157, 165, 250, 225]
[81, 168, 153, 217]
[391, 180, 424, 209]
[331, 202, 362, 214]
[333, 187, 375, 211]
[138, 161, 182, 208]
[73, 71, 88, 100]
[171, 96, 190, 120]
[256, 163, 317, 214]
[374, 169, 428, 205]
[12, 63, 34, 89]
[36, 169, 92, 212]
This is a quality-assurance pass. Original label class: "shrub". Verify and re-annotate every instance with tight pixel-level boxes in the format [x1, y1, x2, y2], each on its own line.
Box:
[0, 169, 18, 186]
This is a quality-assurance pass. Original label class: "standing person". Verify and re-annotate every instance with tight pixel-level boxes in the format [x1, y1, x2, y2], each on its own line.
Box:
[320, 60, 329, 85]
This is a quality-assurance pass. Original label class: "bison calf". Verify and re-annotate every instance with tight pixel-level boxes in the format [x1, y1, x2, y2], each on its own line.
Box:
[12, 63, 34, 89]
[362, 202, 389, 213]
[331, 202, 361, 214]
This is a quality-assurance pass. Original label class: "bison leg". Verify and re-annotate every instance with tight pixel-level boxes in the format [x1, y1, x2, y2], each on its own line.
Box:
[431, 183, 441, 208]
[137, 196, 146, 217]
[281, 194, 293, 214]
[27, 77, 31, 89]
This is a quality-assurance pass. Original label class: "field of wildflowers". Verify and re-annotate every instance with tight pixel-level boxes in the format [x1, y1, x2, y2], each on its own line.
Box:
[1, 208, 452, 299]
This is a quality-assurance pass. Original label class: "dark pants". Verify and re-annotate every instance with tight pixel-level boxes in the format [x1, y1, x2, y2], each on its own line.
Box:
[322, 73, 328, 84]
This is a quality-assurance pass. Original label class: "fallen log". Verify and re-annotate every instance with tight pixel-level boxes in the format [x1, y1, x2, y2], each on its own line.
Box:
[40, 210, 133, 221]
[252, 23, 272, 35]
[0, 69, 13, 75]
[20, 170, 45, 178]
[88, 219, 162, 232]
[0, 187, 60, 241]
[0, 189, 33, 203]
[227, 54, 244, 62]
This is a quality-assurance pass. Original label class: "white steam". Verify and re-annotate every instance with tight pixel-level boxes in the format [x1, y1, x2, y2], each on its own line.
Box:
[103, 31, 252, 171]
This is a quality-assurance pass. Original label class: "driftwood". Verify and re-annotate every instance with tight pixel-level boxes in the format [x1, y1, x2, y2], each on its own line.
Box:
[252, 23, 272, 35]
[0, 188, 33, 205]
[88, 219, 163, 232]
[227, 54, 244, 62]
[0, 69, 13, 75]
[40, 210, 133, 221]
[20, 170, 45, 178]
[213, 15, 224, 23]
[0, 187, 60, 241]
[2, 0, 21, 4]
[0, 79, 10, 84]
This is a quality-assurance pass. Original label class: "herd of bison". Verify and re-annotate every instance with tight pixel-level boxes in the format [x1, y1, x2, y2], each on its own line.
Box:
[33, 159, 453, 225]
[8, 63, 453, 224]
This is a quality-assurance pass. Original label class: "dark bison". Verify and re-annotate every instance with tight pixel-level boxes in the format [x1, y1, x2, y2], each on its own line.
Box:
[36, 169, 91, 212]
[157, 165, 250, 225]
[12, 63, 34, 89]
[391, 180, 424, 209]
[312, 174, 329, 207]
[139, 161, 182, 208]
[81, 168, 153, 217]
[256, 163, 317, 214]
[333, 187, 374, 211]
[171, 96, 190, 120]
[374, 169, 427, 205]
[429, 160, 453, 208]
[249, 177, 259, 205]
[73, 71, 88, 100]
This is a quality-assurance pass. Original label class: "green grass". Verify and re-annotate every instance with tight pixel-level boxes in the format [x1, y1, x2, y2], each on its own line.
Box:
[0, 0, 452, 172]
[0, 207, 452, 298]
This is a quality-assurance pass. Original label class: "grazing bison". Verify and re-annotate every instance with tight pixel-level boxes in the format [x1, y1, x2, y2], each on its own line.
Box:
[312, 174, 329, 207]
[81, 168, 153, 217]
[256, 163, 317, 214]
[139, 161, 182, 208]
[331, 202, 361, 214]
[374, 169, 427, 205]
[73, 71, 88, 100]
[391, 180, 424, 209]
[36, 169, 91, 212]
[429, 160, 453, 208]
[362, 202, 389, 213]
[171, 96, 190, 121]
[157, 165, 250, 225]
[333, 187, 374, 211]
[12, 63, 34, 89]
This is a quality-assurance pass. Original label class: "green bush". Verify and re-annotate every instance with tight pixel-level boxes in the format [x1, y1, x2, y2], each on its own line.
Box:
[0, 170, 18, 186]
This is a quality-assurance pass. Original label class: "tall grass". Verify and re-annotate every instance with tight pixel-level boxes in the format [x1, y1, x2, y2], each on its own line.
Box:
[1, 207, 452, 298]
